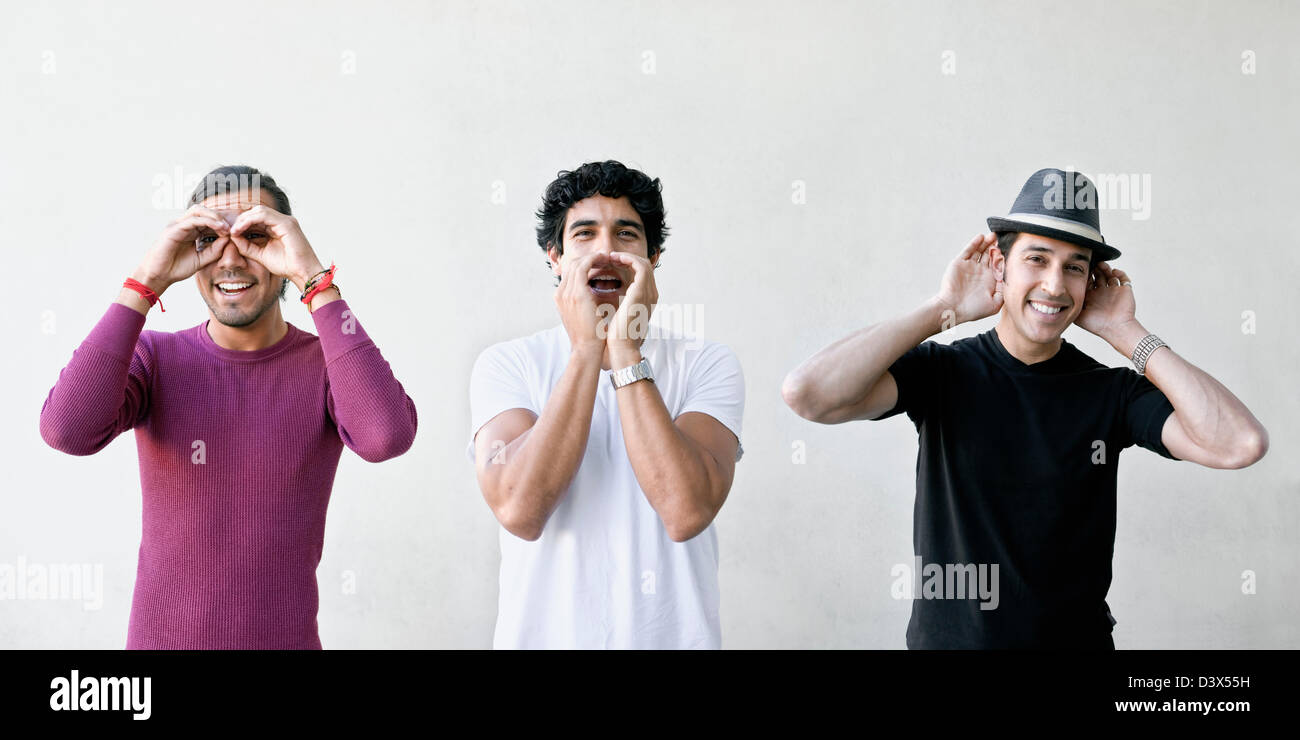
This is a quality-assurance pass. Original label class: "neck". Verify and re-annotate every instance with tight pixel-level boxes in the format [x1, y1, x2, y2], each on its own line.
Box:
[207, 305, 289, 351]
[994, 317, 1062, 366]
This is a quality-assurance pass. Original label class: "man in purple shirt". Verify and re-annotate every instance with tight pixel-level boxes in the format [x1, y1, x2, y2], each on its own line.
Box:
[39, 165, 418, 649]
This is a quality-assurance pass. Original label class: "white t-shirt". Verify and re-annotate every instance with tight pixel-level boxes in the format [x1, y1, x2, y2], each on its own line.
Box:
[467, 323, 745, 649]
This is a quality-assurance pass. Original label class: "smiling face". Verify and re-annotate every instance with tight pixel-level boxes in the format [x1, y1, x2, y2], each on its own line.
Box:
[990, 233, 1093, 346]
[547, 195, 657, 309]
[194, 189, 286, 328]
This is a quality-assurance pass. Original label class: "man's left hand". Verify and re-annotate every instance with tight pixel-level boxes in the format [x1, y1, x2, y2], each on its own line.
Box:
[229, 205, 325, 292]
[1075, 261, 1138, 345]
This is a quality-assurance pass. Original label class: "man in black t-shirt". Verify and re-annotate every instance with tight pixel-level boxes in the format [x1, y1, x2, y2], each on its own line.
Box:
[782, 168, 1269, 648]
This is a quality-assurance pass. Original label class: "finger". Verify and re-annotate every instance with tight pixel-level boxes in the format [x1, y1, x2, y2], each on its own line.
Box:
[174, 214, 229, 243]
[178, 210, 229, 231]
[958, 234, 984, 260]
[186, 205, 230, 224]
[608, 254, 650, 292]
[559, 252, 600, 294]
[602, 254, 638, 286]
[229, 233, 252, 257]
[608, 251, 651, 278]
[193, 212, 238, 240]
[556, 246, 585, 272]
[196, 238, 227, 267]
[564, 250, 600, 280]
[229, 205, 284, 237]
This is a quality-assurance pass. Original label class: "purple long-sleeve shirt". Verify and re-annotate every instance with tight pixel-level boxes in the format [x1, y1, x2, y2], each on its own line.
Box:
[39, 299, 417, 649]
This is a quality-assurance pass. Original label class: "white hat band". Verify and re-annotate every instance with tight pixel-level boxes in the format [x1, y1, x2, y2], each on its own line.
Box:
[1004, 212, 1105, 243]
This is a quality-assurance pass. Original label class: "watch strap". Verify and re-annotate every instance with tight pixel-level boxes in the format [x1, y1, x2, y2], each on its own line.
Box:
[610, 357, 654, 389]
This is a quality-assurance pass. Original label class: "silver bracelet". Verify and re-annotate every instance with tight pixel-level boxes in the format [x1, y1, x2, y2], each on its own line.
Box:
[1131, 334, 1168, 376]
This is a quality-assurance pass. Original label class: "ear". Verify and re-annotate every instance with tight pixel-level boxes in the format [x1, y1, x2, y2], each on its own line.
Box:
[988, 245, 1006, 283]
[547, 244, 562, 276]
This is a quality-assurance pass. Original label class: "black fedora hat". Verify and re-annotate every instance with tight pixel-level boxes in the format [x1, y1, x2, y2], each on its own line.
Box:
[987, 168, 1121, 262]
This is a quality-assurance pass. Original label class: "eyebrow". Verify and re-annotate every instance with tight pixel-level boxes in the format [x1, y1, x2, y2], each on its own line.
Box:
[1023, 244, 1090, 264]
[568, 218, 644, 234]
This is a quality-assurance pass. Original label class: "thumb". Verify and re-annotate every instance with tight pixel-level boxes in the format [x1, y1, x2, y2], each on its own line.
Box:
[231, 234, 261, 262]
[196, 238, 226, 269]
[198, 245, 222, 269]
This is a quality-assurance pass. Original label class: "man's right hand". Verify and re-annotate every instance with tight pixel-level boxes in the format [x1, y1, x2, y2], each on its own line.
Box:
[934, 233, 1004, 325]
[131, 206, 233, 293]
[553, 251, 608, 354]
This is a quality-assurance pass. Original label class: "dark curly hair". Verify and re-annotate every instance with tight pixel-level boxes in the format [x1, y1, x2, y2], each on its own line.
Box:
[535, 160, 669, 259]
[187, 165, 292, 299]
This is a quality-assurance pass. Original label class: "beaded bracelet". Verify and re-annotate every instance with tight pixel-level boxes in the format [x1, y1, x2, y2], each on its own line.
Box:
[300, 263, 338, 306]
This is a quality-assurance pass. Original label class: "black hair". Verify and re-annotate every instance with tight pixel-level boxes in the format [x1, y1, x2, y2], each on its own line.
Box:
[188, 165, 292, 299]
[994, 231, 1099, 271]
[995, 231, 1020, 262]
[535, 160, 669, 259]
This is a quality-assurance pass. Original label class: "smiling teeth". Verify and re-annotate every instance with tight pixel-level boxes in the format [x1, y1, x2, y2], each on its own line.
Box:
[1029, 301, 1063, 315]
[218, 282, 251, 290]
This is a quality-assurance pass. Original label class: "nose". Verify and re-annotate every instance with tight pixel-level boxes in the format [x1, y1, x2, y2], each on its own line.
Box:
[1040, 267, 1069, 301]
[592, 230, 616, 255]
[214, 237, 249, 272]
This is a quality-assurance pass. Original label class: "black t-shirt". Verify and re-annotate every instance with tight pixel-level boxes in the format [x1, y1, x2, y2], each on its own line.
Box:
[875, 327, 1178, 649]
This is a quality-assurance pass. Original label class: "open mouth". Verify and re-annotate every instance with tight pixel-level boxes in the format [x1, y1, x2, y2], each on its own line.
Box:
[1027, 300, 1067, 319]
[588, 274, 624, 295]
[217, 281, 255, 297]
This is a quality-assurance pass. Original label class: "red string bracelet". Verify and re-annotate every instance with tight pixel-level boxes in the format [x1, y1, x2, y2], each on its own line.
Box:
[123, 278, 164, 312]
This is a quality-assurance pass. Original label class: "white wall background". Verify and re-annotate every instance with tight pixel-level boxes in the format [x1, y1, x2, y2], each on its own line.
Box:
[1, 0, 1295, 648]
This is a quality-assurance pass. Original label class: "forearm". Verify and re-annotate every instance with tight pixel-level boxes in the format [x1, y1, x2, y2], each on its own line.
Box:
[314, 300, 417, 462]
[1107, 320, 1268, 460]
[487, 344, 603, 539]
[610, 345, 720, 542]
[40, 300, 149, 455]
[783, 296, 948, 420]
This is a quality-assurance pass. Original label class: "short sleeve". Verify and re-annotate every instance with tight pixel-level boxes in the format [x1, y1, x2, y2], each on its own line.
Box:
[678, 342, 746, 462]
[1121, 370, 1179, 460]
[871, 340, 944, 424]
[467, 342, 539, 463]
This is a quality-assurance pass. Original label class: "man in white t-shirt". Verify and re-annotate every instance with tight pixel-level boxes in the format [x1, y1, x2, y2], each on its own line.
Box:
[467, 160, 745, 649]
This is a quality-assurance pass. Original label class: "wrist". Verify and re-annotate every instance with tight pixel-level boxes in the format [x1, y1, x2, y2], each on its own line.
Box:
[130, 268, 170, 295]
[608, 343, 643, 369]
[1106, 319, 1149, 357]
[306, 284, 342, 312]
[570, 339, 605, 364]
[290, 261, 327, 293]
[925, 295, 959, 332]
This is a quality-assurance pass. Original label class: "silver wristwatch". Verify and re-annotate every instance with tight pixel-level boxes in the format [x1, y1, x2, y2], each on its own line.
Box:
[610, 357, 654, 389]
